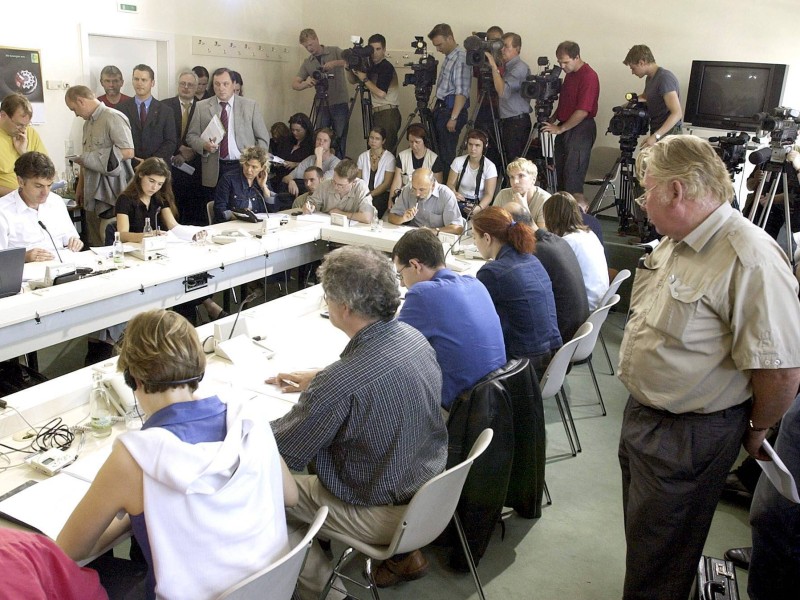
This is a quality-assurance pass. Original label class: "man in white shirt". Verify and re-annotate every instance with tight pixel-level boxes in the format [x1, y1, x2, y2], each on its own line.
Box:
[0, 152, 82, 262]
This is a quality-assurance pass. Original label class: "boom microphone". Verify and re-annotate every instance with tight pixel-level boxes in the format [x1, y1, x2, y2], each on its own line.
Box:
[748, 147, 773, 165]
[228, 291, 259, 340]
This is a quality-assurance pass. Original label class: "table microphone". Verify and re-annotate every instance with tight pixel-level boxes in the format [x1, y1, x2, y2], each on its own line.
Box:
[228, 291, 259, 340]
[38, 220, 64, 262]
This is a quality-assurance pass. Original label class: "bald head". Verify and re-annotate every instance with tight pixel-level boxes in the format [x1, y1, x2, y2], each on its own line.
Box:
[504, 201, 534, 228]
[411, 168, 436, 200]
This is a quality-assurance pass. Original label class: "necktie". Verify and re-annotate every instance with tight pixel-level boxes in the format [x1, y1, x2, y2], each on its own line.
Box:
[180, 102, 190, 138]
[219, 101, 229, 159]
[139, 101, 147, 126]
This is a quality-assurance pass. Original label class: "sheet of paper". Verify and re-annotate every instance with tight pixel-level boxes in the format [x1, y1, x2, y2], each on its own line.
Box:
[0, 474, 90, 539]
[176, 161, 195, 175]
[201, 115, 225, 144]
[757, 439, 800, 503]
[61, 446, 113, 483]
[295, 214, 332, 224]
[270, 155, 286, 165]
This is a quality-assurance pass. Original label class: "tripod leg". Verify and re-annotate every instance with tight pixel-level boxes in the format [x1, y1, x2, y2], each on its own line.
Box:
[588, 157, 622, 215]
[782, 171, 794, 263]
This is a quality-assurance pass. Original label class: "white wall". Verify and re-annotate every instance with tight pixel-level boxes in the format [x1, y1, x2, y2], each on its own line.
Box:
[13, 0, 800, 177]
[301, 0, 800, 159]
[15, 0, 305, 175]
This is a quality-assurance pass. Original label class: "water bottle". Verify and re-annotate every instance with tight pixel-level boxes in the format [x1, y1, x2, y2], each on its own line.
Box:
[371, 208, 382, 232]
[143, 217, 154, 238]
[89, 371, 113, 438]
[113, 232, 124, 269]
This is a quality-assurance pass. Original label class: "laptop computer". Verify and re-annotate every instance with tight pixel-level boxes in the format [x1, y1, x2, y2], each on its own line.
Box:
[0, 247, 25, 298]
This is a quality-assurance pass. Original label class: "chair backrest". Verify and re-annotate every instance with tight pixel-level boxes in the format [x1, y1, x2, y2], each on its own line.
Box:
[601, 269, 631, 307]
[572, 294, 621, 363]
[216, 506, 329, 600]
[206, 201, 215, 225]
[104, 220, 118, 246]
[387, 429, 494, 555]
[538, 322, 593, 399]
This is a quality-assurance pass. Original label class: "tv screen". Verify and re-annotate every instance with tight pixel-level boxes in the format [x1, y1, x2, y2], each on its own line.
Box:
[685, 61, 787, 131]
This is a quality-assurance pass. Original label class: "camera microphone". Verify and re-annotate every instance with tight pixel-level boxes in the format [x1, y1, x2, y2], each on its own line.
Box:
[38, 220, 64, 263]
[228, 291, 259, 341]
[748, 147, 773, 165]
[463, 36, 482, 52]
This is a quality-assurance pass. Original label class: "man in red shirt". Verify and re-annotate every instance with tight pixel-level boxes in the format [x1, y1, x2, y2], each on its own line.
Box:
[542, 41, 599, 210]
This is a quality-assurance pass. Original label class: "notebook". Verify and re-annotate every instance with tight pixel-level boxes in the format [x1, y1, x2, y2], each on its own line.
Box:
[0, 247, 25, 298]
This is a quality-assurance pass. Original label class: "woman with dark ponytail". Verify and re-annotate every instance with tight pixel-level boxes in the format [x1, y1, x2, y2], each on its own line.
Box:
[472, 206, 562, 375]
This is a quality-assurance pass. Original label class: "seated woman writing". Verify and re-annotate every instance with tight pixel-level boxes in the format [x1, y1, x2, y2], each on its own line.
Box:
[472, 206, 562, 375]
[213, 146, 272, 223]
[115, 157, 224, 321]
[57, 309, 298, 600]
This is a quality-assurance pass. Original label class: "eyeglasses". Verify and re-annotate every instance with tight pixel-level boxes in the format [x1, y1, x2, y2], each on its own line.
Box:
[634, 185, 659, 208]
[395, 265, 408, 281]
[179, 82, 197, 88]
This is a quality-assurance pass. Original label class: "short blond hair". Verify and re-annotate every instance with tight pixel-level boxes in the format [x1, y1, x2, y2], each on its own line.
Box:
[506, 157, 538, 180]
[636, 135, 733, 206]
[299, 28, 317, 43]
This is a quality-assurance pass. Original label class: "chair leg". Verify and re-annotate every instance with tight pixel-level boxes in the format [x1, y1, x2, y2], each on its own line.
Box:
[453, 513, 487, 600]
[599, 331, 615, 375]
[364, 557, 381, 600]
[543, 481, 552, 505]
[320, 546, 356, 600]
[552, 392, 577, 457]
[559, 387, 582, 453]
[587, 361, 607, 416]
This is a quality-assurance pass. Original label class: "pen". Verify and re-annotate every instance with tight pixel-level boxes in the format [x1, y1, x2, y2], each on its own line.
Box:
[280, 378, 300, 388]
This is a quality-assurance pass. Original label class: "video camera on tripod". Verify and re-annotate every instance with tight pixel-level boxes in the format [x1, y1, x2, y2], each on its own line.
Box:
[608, 93, 650, 142]
[402, 36, 438, 106]
[463, 33, 503, 68]
[310, 69, 334, 95]
[342, 36, 374, 73]
[521, 57, 562, 123]
[753, 106, 800, 164]
[709, 132, 750, 176]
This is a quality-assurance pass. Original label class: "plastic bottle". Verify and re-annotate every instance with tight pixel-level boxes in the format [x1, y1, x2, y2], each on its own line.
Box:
[143, 217, 154, 238]
[89, 371, 113, 438]
[113, 232, 124, 269]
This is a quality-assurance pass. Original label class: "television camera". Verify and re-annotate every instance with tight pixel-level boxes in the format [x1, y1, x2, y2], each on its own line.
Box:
[463, 33, 503, 68]
[709, 132, 750, 177]
[342, 36, 374, 73]
[608, 92, 650, 146]
[402, 36, 438, 106]
[521, 57, 562, 123]
[754, 106, 800, 164]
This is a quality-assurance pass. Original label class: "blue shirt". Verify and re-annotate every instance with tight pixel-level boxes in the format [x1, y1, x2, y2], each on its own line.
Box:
[436, 45, 472, 102]
[398, 269, 506, 408]
[213, 169, 269, 223]
[477, 245, 562, 359]
[131, 396, 227, 599]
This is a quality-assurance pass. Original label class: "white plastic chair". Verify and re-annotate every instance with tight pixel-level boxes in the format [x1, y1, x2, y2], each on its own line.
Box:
[216, 506, 329, 600]
[598, 269, 631, 374]
[320, 429, 495, 600]
[538, 322, 594, 457]
[568, 295, 622, 417]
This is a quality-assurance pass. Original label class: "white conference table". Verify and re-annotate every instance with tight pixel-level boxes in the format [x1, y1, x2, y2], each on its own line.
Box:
[0, 218, 327, 362]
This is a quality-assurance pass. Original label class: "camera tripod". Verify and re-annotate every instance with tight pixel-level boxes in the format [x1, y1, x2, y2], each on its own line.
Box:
[397, 97, 438, 156]
[748, 157, 795, 264]
[521, 102, 558, 193]
[309, 88, 331, 130]
[588, 137, 647, 239]
[342, 81, 373, 150]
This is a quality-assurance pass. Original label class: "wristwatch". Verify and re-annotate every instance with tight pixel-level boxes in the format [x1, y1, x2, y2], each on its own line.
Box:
[654, 133, 663, 141]
[749, 419, 769, 432]
[449, 116, 458, 122]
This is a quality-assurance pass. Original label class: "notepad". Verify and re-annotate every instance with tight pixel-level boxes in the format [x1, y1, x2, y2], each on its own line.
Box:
[0, 474, 90, 539]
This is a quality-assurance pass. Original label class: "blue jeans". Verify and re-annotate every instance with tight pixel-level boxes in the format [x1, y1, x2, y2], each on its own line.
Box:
[434, 106, 468, 172]
[315, 102, 349, 157]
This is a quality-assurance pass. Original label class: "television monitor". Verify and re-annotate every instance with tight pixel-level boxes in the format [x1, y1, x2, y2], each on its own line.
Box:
[684, 60, 787, 131]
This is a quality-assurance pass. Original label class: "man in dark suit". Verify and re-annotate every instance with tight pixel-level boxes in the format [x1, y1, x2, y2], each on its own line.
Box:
[185, 67, 269, 191]
[117, 64, 177, 167]
[163, 71, 205, 224]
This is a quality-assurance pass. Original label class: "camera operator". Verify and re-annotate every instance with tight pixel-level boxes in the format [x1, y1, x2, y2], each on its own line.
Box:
[485, 32, 532, 163]
[428, 23, 472, 170]
[623, 45, 682, 148]
[745, 147, 800, 251]
[541, 41, 599, 210]
[350, 34, 401, 153]
[292, 29, 349, 156]
[474, 26, 504, 167]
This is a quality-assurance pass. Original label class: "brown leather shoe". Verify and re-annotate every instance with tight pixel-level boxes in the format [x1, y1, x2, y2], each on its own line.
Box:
[373, 550, 430, 588]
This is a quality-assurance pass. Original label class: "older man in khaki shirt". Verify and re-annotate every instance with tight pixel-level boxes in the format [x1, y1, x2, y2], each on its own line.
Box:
[617, 135, 800, 600]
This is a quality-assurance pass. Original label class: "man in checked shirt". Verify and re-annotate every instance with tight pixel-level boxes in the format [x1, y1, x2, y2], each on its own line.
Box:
[269, 246, 447, 600]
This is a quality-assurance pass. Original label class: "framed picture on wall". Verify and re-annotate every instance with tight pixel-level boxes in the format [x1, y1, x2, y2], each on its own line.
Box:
[0, 46, 45, 123]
